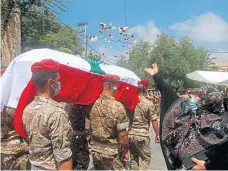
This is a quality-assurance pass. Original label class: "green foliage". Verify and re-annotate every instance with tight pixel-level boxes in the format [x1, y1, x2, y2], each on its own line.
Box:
[116, 55, 131, 69]
[21, 5, 83, 55]
[21, 6, 62, 50]
[40, 26, 83, 55]
[59, 47, 72, 54]
[117, 33, 214, 89]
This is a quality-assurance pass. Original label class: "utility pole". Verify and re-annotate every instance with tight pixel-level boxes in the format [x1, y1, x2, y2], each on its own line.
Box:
[76, 22, 88, 57]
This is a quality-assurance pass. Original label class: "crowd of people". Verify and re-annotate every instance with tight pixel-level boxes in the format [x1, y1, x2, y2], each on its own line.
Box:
[1, 60, 228, 170]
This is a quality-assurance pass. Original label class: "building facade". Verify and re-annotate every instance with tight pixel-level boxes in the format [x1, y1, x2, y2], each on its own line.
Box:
[209, 60, 228, 72]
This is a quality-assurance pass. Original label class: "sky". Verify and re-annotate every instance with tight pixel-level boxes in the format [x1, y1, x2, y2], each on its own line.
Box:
[58, 0, 228, 63]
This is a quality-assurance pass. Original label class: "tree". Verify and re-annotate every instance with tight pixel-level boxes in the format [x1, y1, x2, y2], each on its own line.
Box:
[20, 1, 83, 55]
[116, 55, 130, 69]
[117, 33, 214, 89]
[40, 26, 83, 55]
[1, 0, 69, 32]
[127, 40, 158, 86]
[21, 6, 62, 50]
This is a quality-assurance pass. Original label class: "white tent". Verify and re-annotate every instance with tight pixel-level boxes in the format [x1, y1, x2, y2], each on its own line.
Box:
[186, 70, 228, 85]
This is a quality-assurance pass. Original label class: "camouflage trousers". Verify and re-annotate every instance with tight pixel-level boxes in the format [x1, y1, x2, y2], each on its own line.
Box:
[71, 139, 90, 170]
[129, 135, 151, 170]
[0, 153, 30, 170]
[92, 152, 125, 170]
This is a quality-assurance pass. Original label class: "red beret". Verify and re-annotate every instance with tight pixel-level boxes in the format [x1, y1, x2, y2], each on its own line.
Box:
[103, 74, 119, 83]
[31, 59, 59, 72]
[138, 80, 149, 86]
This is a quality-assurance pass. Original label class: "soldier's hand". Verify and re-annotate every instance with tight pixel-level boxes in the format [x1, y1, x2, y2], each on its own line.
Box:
[155, 136, 160, 144]
[144, 63, 158, 76]
[121, 151, 129, 163]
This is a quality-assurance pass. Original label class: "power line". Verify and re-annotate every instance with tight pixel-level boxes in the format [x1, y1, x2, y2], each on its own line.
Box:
[208, 51, 228, 54]
[49, 15, 115, 64]
[87, 43, 116, 64]
[2, 7, 52, 16]
[77, 33, 117, 64]
[51, 15, 115, 64]
[76, 31, 134, 45]
[78, 34, 116, 64]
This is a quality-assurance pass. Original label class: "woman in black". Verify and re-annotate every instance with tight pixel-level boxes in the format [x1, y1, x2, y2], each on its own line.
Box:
[144, 63, 228, 170]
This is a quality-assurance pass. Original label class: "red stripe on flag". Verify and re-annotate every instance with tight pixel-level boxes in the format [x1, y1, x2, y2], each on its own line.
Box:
[115, 82, 140, 111]
[55, 65, 103, 104]
[14, 80, 36, 138]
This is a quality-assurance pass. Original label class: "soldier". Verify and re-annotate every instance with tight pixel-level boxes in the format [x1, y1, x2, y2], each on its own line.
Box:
[62, 103, 90, 170]
[146, 90, 161, 123]
[128, 80, 159, 170]
[22, 59, 73, 170]
[153, 91, 161, 122]
[1, 107, 30, 170]
[90, 74, 129, 170]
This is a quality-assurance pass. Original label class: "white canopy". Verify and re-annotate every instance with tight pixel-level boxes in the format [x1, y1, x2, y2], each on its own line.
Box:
[186, 70, 228, 85]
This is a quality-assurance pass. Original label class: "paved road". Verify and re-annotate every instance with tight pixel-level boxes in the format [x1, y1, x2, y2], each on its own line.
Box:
[149, 129, 167, 170]
[88, 128, 167, 170]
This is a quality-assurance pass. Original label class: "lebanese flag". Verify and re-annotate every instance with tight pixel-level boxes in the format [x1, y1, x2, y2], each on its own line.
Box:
[0, 49, 140, 138]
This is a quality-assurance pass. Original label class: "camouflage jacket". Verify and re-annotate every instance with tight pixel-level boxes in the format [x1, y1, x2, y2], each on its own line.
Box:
[90, 94, 129, 155]
[1, 107, 29, 155]
[129, 96, 158, 136]
[22, 96, 72, 170]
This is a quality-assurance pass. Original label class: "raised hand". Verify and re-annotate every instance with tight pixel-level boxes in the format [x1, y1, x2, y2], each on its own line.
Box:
[144, 63, 158, 76]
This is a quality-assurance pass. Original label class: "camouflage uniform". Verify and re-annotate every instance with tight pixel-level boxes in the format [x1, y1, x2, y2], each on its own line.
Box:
[147, 91, 161, 122]
[154, 92, 161, 122]
[129, 96, 158, 170]
[62, 103, 90, 170]
[90, 94, 129, 170]
[1, 107, 30, 170]
[22, 96, 72, 170]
